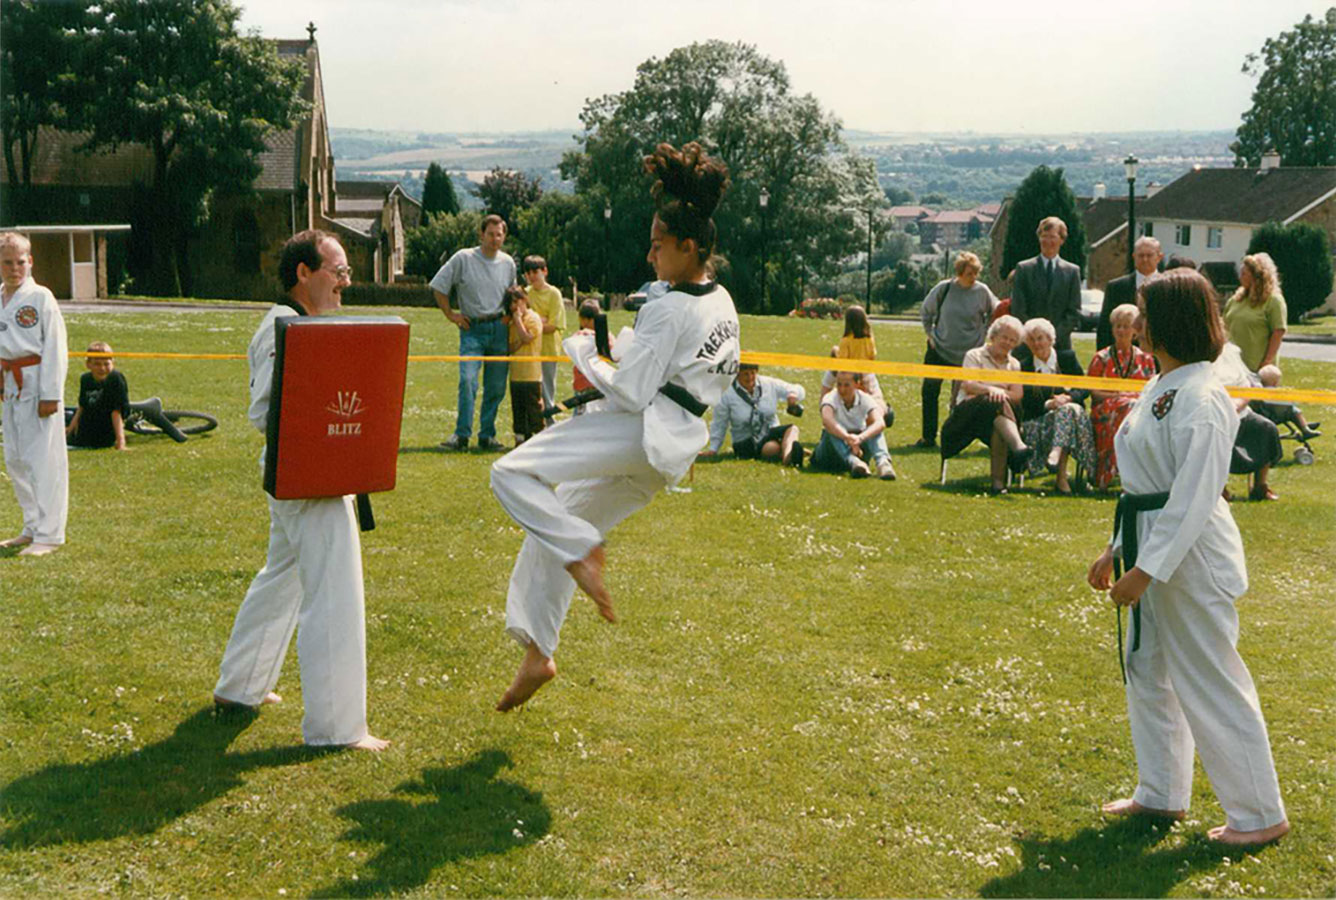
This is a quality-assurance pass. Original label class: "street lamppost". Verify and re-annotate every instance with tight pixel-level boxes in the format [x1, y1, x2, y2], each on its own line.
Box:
[603, 203, 612, 294]
[759, 187, 769, 312]
[1124, 155, 1139, 275]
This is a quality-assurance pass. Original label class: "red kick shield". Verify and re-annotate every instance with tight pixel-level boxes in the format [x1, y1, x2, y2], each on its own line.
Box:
[264, 316, 410, 500]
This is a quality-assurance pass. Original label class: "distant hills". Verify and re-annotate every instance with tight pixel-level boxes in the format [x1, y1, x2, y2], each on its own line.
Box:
[331, 127, 1239, 209]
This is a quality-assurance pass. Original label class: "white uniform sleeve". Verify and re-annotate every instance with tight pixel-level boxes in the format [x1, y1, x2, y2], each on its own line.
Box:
[566, 301, 675, 413]
[1134, 406, 1234, 583]
[707, 392, 731, 451]
[248, 313, 279, 433]
[38, 290, 68, 402]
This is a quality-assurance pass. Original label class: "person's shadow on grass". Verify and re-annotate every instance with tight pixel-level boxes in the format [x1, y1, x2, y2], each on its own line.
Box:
[979, 815, 1241, 898]
[0, 706, 322, 849]
[313, 749, 551, 898]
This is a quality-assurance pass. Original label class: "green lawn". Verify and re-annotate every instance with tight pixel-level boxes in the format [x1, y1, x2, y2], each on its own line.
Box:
[1287, 314, 1336, 338]
[2, 309, 1333, 898]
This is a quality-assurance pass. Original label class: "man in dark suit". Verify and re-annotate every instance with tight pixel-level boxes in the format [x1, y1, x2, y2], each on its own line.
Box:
[1096, 236, 1163, 351]
[1010, 216, 1082, 359]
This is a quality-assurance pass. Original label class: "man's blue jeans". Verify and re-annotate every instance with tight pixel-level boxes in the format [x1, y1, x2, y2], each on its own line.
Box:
[455, 319, 509, 441]
[812, 430, 890, 472]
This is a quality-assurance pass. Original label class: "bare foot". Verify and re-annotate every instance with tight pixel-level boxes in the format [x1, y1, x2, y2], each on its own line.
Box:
[0, 534, 33, 549]
[497, 644, 557, 712]
[18, 542, 59, 557]
[1208, 820, 1290, 846]
[344, 734, 391, 752]
[213, 691, 282, 708]
[1101, 798, 1186, 820]
[565, 544, 614, 622]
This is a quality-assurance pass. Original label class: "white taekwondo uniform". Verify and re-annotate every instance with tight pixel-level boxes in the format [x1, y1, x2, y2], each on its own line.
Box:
[1113, 360, 1285, 831]
[1, 276, 68, 546]
[491, 282, 740, 658]
[214, 303, 370, 746]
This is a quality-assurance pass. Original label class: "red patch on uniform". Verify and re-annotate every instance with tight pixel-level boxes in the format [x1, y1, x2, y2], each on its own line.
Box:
[14, 305, 38, 328]
[1152, 389, 1177, 420]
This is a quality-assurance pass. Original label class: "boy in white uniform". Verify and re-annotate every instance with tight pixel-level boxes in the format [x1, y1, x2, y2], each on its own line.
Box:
[489, 142, 739, 712]
[213, 229, 389, 752]
[0, 232, 68, 557]
[1088, 269, 1287, 846]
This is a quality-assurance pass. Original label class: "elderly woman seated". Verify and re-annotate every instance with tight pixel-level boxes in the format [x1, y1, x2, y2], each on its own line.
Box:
[939, 314, 1031, 494]
[1018, 317, 1096, 494]
[701, 363, 806, 467]
[1087, 302, 1157, 491]
[813, 371, 896, 479]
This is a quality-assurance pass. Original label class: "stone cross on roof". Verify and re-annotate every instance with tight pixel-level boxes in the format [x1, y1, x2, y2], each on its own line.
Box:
[307, 21, 316, 42]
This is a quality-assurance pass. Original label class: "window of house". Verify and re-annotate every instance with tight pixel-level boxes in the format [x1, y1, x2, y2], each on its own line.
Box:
[1175, 224, 1192, 246]
[1207, 227, 1223, 249]
[233, 211, 261, 274]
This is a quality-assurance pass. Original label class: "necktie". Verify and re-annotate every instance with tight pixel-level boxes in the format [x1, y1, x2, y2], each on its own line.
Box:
[1044, 259, 1054, 291]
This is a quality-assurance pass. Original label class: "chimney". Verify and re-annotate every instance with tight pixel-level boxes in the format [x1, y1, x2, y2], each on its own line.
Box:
[1146, 181, 1163, 198]
[1093, 182, 1106, 200]
[1261, 149, 1281, 170]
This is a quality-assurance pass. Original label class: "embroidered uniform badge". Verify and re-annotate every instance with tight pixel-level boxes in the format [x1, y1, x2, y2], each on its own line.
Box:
[1152, 389, 1177, 420]
[14, 305, 39, 328]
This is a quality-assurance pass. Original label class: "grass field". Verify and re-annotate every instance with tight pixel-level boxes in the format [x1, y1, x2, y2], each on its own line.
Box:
[2, 308, 1333, 898]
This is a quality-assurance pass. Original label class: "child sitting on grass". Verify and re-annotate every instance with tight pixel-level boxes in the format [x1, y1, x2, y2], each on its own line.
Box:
[66, 341, 129, 450]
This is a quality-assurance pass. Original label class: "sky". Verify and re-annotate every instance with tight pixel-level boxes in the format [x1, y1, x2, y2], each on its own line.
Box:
[237, 0, 1330, 135]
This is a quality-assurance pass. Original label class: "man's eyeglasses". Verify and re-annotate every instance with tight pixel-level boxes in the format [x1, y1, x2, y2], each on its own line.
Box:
[330, 264, 353, 280]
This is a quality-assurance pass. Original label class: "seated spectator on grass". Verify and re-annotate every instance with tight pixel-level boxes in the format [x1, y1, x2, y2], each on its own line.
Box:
[1018, 318, 1095, 494]
[812, 371, 896, 480]
[701, 363, 806, 467]
[65, 341, 129, 450]
[821, 348, 895, 433]
[1087, 303, 1156, 491]
[939, 315, 1030, 494]
[1215, 341, 1283, 501]
[1253, 364, 1320, 440]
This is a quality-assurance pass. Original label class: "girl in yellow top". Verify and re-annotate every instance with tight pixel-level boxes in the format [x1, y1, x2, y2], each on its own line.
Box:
[837, 304, 876, 360]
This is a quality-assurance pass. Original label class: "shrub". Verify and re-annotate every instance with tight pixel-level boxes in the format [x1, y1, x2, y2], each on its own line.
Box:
[341, 282, 436, 308]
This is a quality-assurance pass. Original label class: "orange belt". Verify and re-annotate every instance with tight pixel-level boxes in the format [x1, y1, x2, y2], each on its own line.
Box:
[1, 354, 40, 394]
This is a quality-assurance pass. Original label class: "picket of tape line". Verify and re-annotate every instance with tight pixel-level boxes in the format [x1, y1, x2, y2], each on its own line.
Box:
[69, 349, 1336, 406]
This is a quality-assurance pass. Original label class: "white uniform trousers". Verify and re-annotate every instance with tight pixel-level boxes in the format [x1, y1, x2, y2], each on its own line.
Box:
[491, 411, 666, 659]
[1125, 579, 1286, 832]
[2, 394, 68, 545]
[214, 494, 368, 746]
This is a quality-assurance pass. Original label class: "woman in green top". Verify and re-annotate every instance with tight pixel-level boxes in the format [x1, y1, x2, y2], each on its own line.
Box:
[1223, 253, 1287, 372]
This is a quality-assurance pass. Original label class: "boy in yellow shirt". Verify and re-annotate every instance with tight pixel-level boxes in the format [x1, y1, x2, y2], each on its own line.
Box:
[522, 255, 565, 419]
[505, 286, 544, 446]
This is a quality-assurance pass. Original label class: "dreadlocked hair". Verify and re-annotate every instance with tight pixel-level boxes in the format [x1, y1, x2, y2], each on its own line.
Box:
[644, 141, 730, 264]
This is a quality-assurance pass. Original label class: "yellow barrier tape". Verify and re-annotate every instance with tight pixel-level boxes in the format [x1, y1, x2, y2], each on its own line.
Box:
[68, 350, 1336, 406]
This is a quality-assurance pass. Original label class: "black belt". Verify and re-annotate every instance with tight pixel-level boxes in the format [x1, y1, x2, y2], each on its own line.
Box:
[467, 312, 504, 324]
[538, 384, 707, 419]
[1111, 491, 1170, 683]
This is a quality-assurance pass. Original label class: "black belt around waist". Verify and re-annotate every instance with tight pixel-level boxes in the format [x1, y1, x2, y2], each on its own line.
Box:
[467, 312, 504, 324]
[1111, 490, 1170, 683]
[538, 383, 708, 419]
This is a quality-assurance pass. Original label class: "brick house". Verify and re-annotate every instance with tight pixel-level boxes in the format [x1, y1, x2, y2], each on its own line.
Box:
[0, 31, 417, 299]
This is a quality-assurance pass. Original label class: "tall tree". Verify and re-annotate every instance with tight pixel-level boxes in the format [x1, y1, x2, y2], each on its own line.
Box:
[1232, 8, 1336, 167]
[421, 161, 460, 218]
[0, 0, 87, 220]
[1247, 221, 1334, 322]
[473, 167, 542, 228]
[72, 0, 306, 295]
[561, 40, 882, 313]
[1000, 165, 1087, 280]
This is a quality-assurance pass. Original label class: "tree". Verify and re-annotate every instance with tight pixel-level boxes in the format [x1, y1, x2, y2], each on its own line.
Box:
[0, 1, 88, 221]
[1247, 221, 1334, 322]
[421, 161, 460, 218]
[1231, 9, 1336, 167]
[883, 186, 914, 206]
[72, 0, 307, 295]
[561, 40, 882, 313]
[999, 165, 1087, 279]
[403, 210, 482, 279]
[473, 167, 542, 228]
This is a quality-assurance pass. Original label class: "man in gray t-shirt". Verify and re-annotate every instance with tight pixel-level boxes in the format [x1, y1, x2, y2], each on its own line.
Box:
[917, 250, 998, 447]
[430, 215, 517, 450]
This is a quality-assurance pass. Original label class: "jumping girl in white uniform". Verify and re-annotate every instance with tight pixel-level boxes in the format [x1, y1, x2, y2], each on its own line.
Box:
[1087, 268, 1289, 847]
[490, 142, 740, 711]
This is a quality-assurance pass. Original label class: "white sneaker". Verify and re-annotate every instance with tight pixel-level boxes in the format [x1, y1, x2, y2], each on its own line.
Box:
[849, 457, 870, 479]
[876, 458, 897, 481]
[18, 542, 59, 557]
[0, 534, 33, 549]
